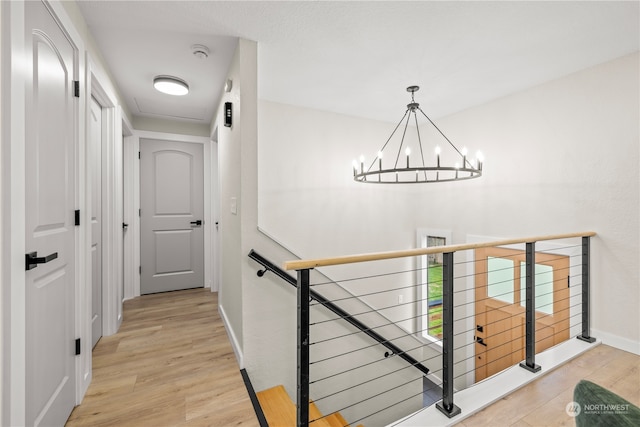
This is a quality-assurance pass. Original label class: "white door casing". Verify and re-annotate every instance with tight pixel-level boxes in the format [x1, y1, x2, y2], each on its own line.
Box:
[140, 139, 204, 294]
[89, 97, 103, 348]
[24, 1, 77, 425]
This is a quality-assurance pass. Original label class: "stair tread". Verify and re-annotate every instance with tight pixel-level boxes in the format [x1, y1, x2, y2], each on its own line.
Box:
[323, 412, 349, 427]
[257, 385, 296, 426]
[257, 385, 356, 427]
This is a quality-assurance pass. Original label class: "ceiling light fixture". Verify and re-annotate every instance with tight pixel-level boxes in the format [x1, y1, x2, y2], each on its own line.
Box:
[353, 86, 484, 184]
[153, 75, 189, 96]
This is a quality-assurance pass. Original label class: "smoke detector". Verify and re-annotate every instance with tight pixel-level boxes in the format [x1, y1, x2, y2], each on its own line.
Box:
[191, 44, 210, 59]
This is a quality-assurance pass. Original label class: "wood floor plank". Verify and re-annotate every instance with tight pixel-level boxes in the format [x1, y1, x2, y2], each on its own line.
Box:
[459, 345, 640, 427]
[66, 288, 258, 427]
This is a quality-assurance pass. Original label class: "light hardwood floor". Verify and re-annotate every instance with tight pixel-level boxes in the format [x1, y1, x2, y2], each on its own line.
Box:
[66, 288, 259, 427]
[66, 287, 638, 427]
[457, 344, 640, 426]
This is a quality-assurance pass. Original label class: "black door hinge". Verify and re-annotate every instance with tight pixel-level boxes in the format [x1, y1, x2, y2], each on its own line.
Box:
[75, 338, 81, 355]
[139, 209, 141, 217]
[75, 210, 80, 226]
[139, 266, 142, 275]
[73, 80, 80, 98]
[138, 151, 141, 159]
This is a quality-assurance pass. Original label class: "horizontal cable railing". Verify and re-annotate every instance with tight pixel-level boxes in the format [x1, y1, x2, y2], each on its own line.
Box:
[248, 250, 431, 378]
[283, 232, 597, 427]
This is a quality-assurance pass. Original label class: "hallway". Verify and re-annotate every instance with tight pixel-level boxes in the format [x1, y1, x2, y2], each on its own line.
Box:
[66, 288, 259, 426]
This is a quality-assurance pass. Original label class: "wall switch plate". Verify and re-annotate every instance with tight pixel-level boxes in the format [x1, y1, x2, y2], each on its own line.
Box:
[231, 197, 237, 215]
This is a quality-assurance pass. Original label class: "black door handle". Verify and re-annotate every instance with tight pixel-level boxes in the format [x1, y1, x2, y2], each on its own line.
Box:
[476, 336, 487, 347]
[122, 222, 129, 229]
[25, 251, 58, 271]
[190, 220, 202, 227]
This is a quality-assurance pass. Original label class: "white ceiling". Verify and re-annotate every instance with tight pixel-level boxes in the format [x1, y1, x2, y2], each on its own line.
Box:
[78, 1, 639, 126]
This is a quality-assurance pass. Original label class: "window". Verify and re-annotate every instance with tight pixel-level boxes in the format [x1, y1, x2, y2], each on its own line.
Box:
[417, 229, 451, 342]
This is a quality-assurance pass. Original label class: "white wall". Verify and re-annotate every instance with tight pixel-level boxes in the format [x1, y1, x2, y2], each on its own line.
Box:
[430, 52, 639, 353]
[216, 39, 258, 364]
[257, 53, 639, 356]
[0, 3, 4, 423]
[258, 101, 422, 330]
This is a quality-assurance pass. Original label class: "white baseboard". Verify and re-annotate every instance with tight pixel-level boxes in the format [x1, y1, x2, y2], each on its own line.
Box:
[591, 328, 640, 355]
[218, 303, 244, 368]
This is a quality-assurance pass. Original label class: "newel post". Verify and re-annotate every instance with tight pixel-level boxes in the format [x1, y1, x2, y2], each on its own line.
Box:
[297, 268, 311, 427]
[520, 242, 541, 373]
[577, 236, 596, 343]
[436, 252, 461, 418]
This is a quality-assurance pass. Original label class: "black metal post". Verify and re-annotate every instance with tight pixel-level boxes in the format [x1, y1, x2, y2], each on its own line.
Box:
[297, 269, 310, 427]
[436, 252, 461, 418]
[520, 242, 541, 373]
[577, 236, 596, 343]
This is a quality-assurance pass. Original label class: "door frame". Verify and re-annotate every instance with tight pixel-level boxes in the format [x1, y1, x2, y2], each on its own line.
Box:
[87, 63, 127, 340]
[124, 130, 214, 297]
[1, 1, 86, 424]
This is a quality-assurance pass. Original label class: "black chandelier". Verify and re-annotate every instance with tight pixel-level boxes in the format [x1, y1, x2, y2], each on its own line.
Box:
[353, 86, 483, 184]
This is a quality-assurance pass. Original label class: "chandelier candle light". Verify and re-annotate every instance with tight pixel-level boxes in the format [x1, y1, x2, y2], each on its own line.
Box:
[353, 86, 483, 184]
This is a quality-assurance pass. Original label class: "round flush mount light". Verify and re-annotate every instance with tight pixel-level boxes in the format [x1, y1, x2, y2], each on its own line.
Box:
[153, 75, 189, 96]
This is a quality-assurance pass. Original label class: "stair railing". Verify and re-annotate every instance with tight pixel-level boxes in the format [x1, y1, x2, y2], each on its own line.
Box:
[283, 231, 597, 426]
[248, 249, 431, 379]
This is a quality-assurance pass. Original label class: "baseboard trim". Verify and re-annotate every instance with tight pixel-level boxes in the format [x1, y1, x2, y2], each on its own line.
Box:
[591, 328, 640, 355]
[240, 369, 269, 427]
[219, 303, 244, 368]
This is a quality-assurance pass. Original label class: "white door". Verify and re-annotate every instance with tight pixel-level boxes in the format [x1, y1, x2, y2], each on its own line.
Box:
[25, 1, 77, 425]
[140, 139, 204, 294]
[90, 97, 103, 348]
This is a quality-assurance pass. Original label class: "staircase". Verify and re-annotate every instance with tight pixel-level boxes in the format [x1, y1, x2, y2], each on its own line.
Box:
[257, 385, 363, 427]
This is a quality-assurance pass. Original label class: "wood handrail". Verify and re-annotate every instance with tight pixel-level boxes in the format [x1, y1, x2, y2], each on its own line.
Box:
[283, 231, 596, 271]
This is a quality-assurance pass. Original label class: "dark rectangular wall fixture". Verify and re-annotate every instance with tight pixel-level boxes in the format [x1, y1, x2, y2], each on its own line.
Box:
[224, 102, 232, 127]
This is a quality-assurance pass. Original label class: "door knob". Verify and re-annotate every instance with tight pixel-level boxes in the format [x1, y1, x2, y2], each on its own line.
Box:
[123, 222, 129, 229]
[190, 220, 203, 227]
[25, 251, 58, 271]
[476, 336, 487, 347]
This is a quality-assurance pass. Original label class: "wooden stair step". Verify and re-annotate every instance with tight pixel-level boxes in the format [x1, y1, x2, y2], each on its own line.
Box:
[257, 385, 295, 426]
[257, 385, 358, 427]
[323, 412, 348, 427]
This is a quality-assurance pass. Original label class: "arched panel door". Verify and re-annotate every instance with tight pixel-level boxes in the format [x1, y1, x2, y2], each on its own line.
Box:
[25, 1, 78, 425]
[140, 139, 204, 294]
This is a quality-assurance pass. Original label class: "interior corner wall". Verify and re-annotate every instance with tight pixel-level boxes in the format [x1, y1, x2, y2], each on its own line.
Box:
[217, 39, 259, 364]
[257, 53, 639, 353]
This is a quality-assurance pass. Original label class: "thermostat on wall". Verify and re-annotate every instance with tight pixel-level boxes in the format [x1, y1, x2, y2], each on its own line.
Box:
[224, 102, 232, 127]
